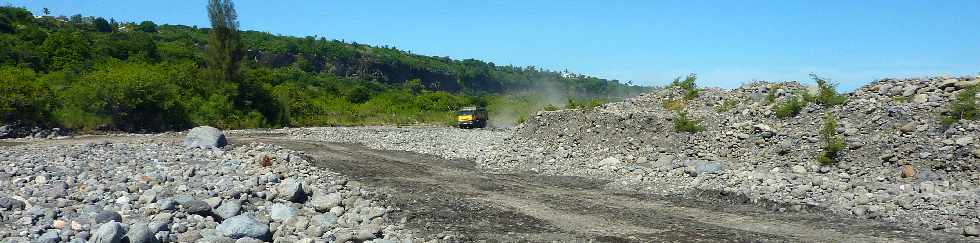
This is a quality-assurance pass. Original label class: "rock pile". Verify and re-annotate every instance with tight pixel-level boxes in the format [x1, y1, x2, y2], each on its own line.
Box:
[484, 75, 980, 236]
[0, 134, 419, 242]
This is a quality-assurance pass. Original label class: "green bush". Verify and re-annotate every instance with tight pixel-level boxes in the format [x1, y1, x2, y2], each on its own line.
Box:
[55, 62, 189, 131]
[805, 74, 847, 107]
[715, 99, 739, 113]
[773, 96, 805, 119]
[765, 84, 783, 104]
[941, 84, 978, 126]
[816, 112, 845, 165]
[0, 67, 55, 125]
[673, 111, 704, 133]
[566, 98, 604, 109]
[670, 74, 700, 100]
[543, 104, 559, 111]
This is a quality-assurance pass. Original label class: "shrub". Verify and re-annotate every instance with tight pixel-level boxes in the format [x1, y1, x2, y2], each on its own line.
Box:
[670, 74, 700, 100]
[567, 98, 604, 109]
[773, 96, 805, 119]
[663, 98, 687, 111]
[765, 84, 783, 104]
[673, 111, 704, 133]
[715, 99, 738, 113]
[816, 112, 845, 165]
[941, 84, 978, 126]
[805, 74, 847, 107]
[543, 104, 559, 111]
[0, 67, 55, 125]
[55, 62, 190, 131]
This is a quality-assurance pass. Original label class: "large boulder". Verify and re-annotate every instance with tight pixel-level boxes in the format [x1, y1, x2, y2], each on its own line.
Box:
[215, 215, 269, 239]
[90, 222, 126, 243]
[277, 179, 306, 203]
[183, 126, 227, 149]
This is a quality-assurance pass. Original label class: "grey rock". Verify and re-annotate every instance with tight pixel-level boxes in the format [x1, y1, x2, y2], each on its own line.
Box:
[0, 196, 26, 210]
[277, 179, 306, 203]
[215, 215, 269, 239]
[90, 222, 126, 243]
[183, 126, 227, 149]
[34, 230, 61, 243]
[181, 200, 212, 216]
[124, 223, 157, 243]
[964, 226, 980, 237]
[791, 165, 807, 174]
[214, 199, 242, 220]
[311, 192, 343, 212]
[310, 214, 338, 228]
[156, 198, 176, 211]
[691, 160, 726, 176]
[95, 210, 123, 224]
[354, 224, 381, 240]
[269, 203, 297, 221]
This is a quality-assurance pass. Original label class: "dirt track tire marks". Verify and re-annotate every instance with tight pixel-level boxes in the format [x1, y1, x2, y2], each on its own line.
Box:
[241, 137, 968, 242]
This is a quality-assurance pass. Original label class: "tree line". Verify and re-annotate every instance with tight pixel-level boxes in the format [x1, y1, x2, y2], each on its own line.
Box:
[0, 3, 645, 132]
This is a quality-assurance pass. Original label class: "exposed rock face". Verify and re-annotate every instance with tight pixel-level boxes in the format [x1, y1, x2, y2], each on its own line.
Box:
[183, 126, 228, 149]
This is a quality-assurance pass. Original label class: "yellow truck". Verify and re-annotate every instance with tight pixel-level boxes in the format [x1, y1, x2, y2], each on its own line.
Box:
[456, 106, 488, 129]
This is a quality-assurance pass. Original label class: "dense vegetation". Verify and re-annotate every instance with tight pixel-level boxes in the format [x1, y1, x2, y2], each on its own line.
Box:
[0, 5, 645, 131]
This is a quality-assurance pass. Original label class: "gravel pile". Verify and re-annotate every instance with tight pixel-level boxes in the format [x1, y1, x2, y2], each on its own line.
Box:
[485, 76, 980, 237]
[268, 126, 509, 161]
[0, 129, 419, 242]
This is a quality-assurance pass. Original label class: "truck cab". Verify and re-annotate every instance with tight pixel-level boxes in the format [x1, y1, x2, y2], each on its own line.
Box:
[456, 107, 488, 129]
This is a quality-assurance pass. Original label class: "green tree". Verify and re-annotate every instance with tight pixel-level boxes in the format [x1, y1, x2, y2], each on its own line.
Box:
[93, 17, 112, 32]
[136, 21, 157, 33]
[942, 84, 978, 125]
[205, 0, 244, 84]
[806, 74, 847, 107]
[0, 67, 54, 125]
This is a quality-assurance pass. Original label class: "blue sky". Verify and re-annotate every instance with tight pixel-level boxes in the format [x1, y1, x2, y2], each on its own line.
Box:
[7, 0, 980, 90]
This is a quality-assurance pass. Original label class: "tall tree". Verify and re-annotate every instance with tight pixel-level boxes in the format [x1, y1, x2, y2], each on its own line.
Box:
[205, 0, 244, 84]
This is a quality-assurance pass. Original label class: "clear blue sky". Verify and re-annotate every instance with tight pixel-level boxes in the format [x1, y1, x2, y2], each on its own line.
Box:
[7, 0, 980, 90]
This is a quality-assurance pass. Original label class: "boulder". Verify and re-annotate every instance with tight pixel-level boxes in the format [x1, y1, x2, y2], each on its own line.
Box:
[35, 230, 61, 243]
[311, 192, 343, 212]
[125, 223, 157, 243]
[95, 210, 123, 224]
[689, 160, 726, 176]
[215, 215, 269, 239]
[964, 226, 980, 237]
[183, 126, 227, 149]
[0, 196, 26, 210]
[91, 222, 126, 243]
[214, 199, 242, 220]
[269, 203, 297, 221]
[181, 200, 212, 216]
[277, 179, 306, 203]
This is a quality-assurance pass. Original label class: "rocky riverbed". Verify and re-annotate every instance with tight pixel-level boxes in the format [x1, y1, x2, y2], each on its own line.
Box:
[0, 131, 421, 243]
[1, 76, 978, 242]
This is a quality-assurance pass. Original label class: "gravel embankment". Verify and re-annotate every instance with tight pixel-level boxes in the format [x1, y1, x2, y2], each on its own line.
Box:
[485, 76, 980, 238]
[255, 126, 510, 161]
[0, 134, 419, 243]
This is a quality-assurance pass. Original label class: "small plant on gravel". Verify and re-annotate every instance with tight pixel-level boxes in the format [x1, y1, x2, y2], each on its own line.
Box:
[543, 104, 559, 111]
[765, 84, 783, 104]
[773, 96, 805, 119]
[804, 74, 848, 107]
[715, 99, 739, 113]
[670, 73, 701, 100]
[816, 112, 845, 165]
[941, 84, 978, 126]
[673, 111, 704, 133]
[663, 98, 687, 111]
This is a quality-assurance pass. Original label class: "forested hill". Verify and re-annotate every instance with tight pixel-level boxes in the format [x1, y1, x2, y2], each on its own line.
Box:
[0, 6, 645, 131]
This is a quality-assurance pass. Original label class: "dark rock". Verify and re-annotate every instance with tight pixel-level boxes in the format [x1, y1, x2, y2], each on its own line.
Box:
[180, 200, 212, 216]
[124, 223, 157, 243]
[90, 222, 126, 243]
[95, 210, 123, 224]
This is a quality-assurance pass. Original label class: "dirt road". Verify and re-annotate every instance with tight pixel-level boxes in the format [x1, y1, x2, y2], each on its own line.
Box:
[246, 137, 967, 242]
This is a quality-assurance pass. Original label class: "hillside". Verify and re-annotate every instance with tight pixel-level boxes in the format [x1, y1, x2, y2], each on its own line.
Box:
[0, 6, 645, 133]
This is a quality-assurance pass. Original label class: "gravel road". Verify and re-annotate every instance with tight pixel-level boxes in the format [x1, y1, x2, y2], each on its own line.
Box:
[240, 136, 968, 242]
